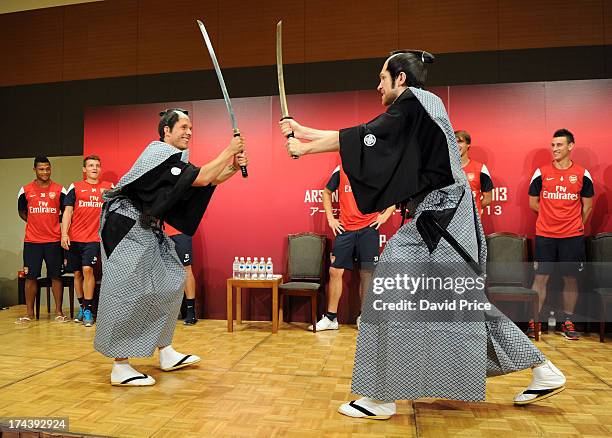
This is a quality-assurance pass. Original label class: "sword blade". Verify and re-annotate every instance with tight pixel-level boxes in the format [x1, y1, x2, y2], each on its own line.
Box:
[196, 19, 238, 133]
[276, 20, 290, 118]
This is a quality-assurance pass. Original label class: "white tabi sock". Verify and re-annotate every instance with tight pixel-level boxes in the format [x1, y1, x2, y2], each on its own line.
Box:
[158, 345, 200, 370]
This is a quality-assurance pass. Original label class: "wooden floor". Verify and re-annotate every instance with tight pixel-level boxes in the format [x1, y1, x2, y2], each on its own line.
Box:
[0, 306, 611, 438]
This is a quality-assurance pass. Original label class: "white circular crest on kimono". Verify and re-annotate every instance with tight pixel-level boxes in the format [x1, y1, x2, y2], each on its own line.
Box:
[170, 166, 182, 176]
[364, 134, 377, 147]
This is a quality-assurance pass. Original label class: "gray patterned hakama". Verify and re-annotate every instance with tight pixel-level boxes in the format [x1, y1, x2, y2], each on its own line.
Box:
[350, 88, 545, 401]
[94, 199, 185, 358]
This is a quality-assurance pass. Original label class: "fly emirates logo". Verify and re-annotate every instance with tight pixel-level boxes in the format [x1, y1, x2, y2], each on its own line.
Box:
[542, 185, 579, 201]
[78, 195, 103, 208]
[29, 200, 57, 214]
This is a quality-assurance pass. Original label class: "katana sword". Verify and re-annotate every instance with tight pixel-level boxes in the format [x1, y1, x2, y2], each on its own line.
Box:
[276, 20, 298, 159]
[196, 19, 248, 178]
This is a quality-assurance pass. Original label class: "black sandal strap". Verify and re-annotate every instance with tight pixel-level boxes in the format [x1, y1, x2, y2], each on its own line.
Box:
[523, 387, 560, 396]
[121, 373, 149, 384]
[174, 355, 192, 367]
[349, 401, 377, 417]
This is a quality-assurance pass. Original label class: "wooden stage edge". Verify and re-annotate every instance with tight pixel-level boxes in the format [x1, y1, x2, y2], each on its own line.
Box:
[0, 305, 610, 437]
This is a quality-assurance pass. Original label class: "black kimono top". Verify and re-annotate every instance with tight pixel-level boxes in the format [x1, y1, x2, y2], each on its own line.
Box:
[339, 88, 454, 214]
[109, 141, 215, 237]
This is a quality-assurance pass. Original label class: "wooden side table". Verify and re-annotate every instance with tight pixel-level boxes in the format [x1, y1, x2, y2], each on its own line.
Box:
[226, 276, 283, 333]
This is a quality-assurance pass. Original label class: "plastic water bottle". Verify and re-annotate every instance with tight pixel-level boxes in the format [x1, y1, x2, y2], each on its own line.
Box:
[245, 257, 252, 280]
[258, 256, 266, 279]
[232, 256, 239, 279]
[238, 257, 245, 279]
[547, 311, 556, 333]
[253, 257, 259, 279]
[266, 257, 273, 279]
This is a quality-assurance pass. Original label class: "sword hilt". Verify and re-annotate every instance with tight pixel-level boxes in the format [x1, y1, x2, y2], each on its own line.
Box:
[233, 128, 248, 178]
[281, 116, 298, 159]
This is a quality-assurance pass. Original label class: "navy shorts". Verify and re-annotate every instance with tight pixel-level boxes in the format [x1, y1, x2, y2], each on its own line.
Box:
[65, 241, 101, 272]
[23, 242, 63, 279]
[170, 234, 193, 267]
[331, 226, 379, 271]
[534, 235, 585, 275]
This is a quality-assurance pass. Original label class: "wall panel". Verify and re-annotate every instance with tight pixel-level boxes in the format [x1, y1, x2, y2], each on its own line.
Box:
[137, 0, 218, 75]
[0, 8, 64, 85]
[62, 0, 139, 80]
[399, 0, 498, 54]
[304, 0, 398, 62]
[218, 0, 305, 68]
[499, 0, 604, 50]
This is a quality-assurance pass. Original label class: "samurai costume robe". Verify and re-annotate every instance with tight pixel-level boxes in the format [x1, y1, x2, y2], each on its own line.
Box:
[94, 141, 215, 358]
[339, 87, 545, 401]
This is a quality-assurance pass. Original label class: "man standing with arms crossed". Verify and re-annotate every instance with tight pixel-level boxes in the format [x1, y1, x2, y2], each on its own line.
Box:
[528, 129, 594, 340]
[17, 156, 67, 324]
[61, 155, 114, 327]
[313, 163, 393, 331]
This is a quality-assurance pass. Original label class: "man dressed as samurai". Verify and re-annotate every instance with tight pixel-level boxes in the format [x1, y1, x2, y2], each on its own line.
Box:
[281, 50, 566, 419]
[94, 109, 247, 386]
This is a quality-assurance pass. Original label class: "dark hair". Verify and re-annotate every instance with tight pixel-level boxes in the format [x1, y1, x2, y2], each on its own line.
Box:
[553, 128, 574, 144]
[83, 154, 101, 167]
[158, 108, 190, 141]
[33, 155, 50, 167]
[386, 50, 435, 89]
[454, 130, 471, 145]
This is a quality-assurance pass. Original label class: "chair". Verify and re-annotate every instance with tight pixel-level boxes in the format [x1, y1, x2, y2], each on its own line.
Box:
[278, 233, 326, 332]
[486, 232, 540, 341]
[36, 275, 75, 320]
[587, 232, 612, 342]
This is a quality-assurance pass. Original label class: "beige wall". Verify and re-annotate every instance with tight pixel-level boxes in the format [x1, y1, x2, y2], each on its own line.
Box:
[0, 155, 83, 306]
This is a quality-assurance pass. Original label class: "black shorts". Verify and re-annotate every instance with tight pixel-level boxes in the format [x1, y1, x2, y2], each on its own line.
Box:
[534, 235, 585, 275]
[170, 234, 193, 267]
[65, 242, 101, 272]
[23, 242, 63, 279]
[331, 226, 379, 271]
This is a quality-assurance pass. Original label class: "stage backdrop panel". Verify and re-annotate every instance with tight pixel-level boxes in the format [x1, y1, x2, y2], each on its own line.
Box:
[84, 79, 611, 322]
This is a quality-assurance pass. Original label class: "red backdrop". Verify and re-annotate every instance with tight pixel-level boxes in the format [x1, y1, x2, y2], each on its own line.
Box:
[84, 79, 612, 322]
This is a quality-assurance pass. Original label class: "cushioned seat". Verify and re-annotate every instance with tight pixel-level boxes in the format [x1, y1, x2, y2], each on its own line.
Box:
[279, 282, 320, 291]
[487, 286, 538, 295]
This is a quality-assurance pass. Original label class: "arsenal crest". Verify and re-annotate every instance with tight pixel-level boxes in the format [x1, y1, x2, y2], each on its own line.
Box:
[569, 175, 578, 184]
[49, 192, 56, 199]
[468, 173, 475, 181]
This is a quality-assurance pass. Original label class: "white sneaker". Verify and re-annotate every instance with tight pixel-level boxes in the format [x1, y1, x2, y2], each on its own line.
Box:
[338, 397, 396, 420]
[308, 315, 339, 332]
[514, 360, 566, 405]
[356, 314, 361, 329]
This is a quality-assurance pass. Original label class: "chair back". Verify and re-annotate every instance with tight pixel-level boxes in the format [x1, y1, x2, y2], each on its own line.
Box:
[588, 232, 612, 288]
[486, 232, 528, 286]
[287, 233, 325, 281]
